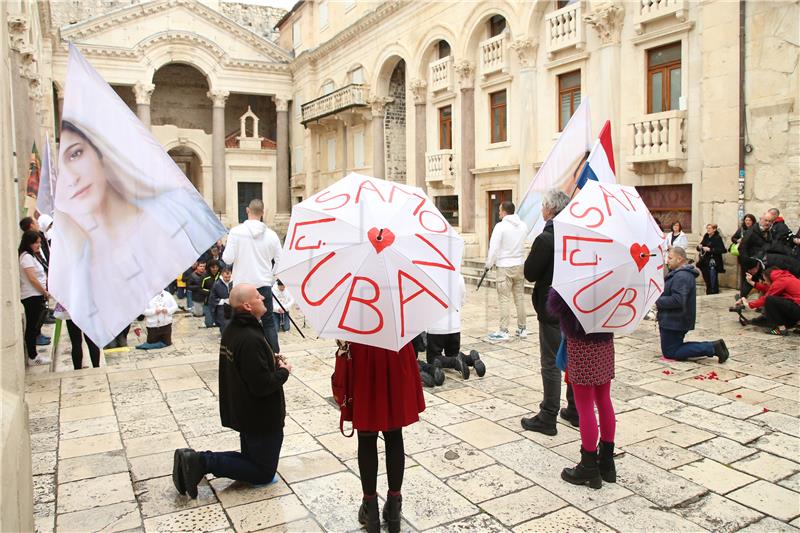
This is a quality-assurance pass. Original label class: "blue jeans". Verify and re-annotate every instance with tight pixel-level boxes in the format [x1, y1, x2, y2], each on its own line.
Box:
[257, 286, 280, 354]
[186, 291, 193, 309]
[203, 304, 215, 328]
[273, 312, 291, 332]
[201, 430, 283, 485]
[659, 327, 715, 360]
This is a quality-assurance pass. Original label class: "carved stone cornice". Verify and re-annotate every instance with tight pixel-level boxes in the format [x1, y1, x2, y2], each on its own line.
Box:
[510, 39, 538, 69]
[272, 95, 290, 112]
[8, 15, 29, 51]
[207, 90, 230, 107]
[367, 95, 393, 117]
[133, 82, 155, 105]
[408, 78, 427, 104]
[584, 2, 625, 45]
[453, 60, 474, 90]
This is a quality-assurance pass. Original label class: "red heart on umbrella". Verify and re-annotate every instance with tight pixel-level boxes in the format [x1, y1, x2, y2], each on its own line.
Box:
[368, 227, 395, 254]
[630, 243, 651, 271]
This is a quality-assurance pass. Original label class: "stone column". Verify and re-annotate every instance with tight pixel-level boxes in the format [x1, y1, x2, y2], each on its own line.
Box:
[207, 89, 229, 214]
[455, 61, 475, 233]
[510, 39, 538, 196]
[409, 78, 428, 190]
[273, 96, 291, 216]
[368, 96, 392, 179]
[133, 82, 155, 127]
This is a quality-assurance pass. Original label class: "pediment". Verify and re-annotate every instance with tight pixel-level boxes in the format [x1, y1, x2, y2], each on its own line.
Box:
[60, 0, 291, 65]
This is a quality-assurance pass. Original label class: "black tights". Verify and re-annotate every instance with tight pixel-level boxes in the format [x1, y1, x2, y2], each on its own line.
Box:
[357, 429, 404, 496]
[66, 320, 100, 369]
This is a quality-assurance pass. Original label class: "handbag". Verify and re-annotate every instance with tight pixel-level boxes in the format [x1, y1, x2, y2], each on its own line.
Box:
[331, 340, 354, 437]
[556, 336, 568, 372]
[728, 243, 739, 256]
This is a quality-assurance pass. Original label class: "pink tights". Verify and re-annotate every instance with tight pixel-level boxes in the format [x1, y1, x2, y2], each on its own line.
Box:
[572, 382, 615, 452]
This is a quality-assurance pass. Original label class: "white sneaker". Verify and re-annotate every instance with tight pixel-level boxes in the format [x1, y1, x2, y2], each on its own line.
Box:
[488, 330, 510, 341]
[516, 327, 528, 339]
[27, 356, 51, 366]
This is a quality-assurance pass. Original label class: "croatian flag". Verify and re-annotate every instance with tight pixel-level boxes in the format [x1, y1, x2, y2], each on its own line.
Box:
[576, 120, 616, 189]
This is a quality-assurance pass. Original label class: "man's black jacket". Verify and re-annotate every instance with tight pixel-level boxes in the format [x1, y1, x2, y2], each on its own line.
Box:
[524, 219, 558, 325]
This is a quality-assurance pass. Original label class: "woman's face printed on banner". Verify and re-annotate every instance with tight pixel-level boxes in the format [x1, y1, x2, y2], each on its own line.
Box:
[57, 127, 109, 217]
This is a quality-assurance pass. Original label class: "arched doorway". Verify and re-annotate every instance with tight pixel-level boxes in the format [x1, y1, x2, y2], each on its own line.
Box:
[168, 146, 203, 194]
[384, 60, 406, 183]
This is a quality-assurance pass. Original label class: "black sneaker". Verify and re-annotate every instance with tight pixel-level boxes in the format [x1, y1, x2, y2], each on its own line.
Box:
[468, 350, 486, 378]
[560, 407, 580, 427]
[521, 415, 557, 436]
[420, 371, 435, 388]
[713, 339, 729, 364]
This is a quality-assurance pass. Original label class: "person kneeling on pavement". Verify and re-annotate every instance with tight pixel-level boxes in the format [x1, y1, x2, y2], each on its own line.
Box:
[136, 288, 178, 350]
[739, 267, 800, 336]
[172, 284, 293, 497]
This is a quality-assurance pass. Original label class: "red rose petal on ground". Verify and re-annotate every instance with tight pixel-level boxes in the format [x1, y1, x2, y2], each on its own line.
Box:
[736, 394, 743, 398]
[663, 370, 672, 375]
[763, 408, 769, 412]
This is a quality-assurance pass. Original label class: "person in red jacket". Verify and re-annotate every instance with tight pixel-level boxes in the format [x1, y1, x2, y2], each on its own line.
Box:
[740, 267, 800, 335]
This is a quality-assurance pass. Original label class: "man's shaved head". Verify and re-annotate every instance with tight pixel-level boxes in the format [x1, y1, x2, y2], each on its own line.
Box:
[230, 284, 257, 309]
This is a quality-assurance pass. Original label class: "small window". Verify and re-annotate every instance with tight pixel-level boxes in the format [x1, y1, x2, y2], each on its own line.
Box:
[327, 137, 336, 171]
[292, 20, 301, 48]
[558, 70, 581, 131]
[435, 195, 459, 227]
[648, 42, 681, 113]
[439, 106, 452, 150]
[319, 0, 328, 29]
[437, 40, 451, 59]
[353, 130, 365, 168]
[293, 145, 304, 173]
[488, 15, 506, 38]
[321, 81, 335, 95]
[350, 67, 364, 85]
[556, 0, 578, 9]
[490, 90, 507, 143]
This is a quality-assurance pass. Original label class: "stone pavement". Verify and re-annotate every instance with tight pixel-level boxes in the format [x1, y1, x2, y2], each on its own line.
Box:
[26, 289, 800, 532]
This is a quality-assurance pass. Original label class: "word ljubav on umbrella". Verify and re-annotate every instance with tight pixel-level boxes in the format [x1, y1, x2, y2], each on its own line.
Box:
[552, 181, 666, 335]
[275, 173, 465, 351]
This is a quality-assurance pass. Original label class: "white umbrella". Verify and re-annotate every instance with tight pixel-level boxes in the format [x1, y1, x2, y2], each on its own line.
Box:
[275, 173, 464, 351]
[552, 181, 665, 334]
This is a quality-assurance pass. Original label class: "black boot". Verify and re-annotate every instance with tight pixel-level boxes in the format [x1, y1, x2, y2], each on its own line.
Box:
[559, 407, 579, 427]
[358, 496, 379, 533]
[179, 449, 207, 498]
[462, 350, 486, 377]
[561, 448, 602, 489]
[598, 441, 616, 483]
[382, 493, 402, 533]
[713, 339, 729, 363]
[172, 448, 190, 495]
[431, 359, 445, 385]
[453, 353, 470, 380]
[419, 370, 435, 388]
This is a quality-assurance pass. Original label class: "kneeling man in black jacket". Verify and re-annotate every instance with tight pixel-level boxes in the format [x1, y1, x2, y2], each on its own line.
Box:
[172, 283, 293, 498]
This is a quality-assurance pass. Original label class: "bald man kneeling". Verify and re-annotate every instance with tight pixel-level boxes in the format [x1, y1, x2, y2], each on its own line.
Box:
[172, 283, 293, 498]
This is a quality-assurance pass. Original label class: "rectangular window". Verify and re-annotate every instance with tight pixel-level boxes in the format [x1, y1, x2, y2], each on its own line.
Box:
[319, 0, 328, 29]
[490, 90, 507, 143]
[350, 67, 364, 84]
[327, 137, 336, 171]
[353, 130, 365, 168]
[293, 146, 304, 173]
[435, 195, 459, 227]
[648, 42, 681, 113]
[438, 105, 452, 149]
[292, 20, 301, 48]
[558, 70, 581, 131]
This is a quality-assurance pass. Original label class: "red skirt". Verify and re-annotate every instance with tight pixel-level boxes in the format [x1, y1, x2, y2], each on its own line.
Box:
[350, 342, 425, 432]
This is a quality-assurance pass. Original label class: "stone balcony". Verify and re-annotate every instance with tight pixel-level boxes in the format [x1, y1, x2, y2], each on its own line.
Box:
[544, 2, 585, 59]
[479, 33, 509, 78]
[634, 0, 688, 33]
[429, 56, 454, 93]
[627, 110, 687, 172]
[301, 84, 368, 125]
[426, 149, 456, 186]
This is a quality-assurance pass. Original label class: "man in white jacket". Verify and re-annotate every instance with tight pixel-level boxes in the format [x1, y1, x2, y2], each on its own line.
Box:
[222, 199, 283, 355]
[485, 201, 529, 341]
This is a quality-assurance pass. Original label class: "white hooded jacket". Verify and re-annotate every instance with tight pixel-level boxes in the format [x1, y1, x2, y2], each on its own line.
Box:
[222, 219, 282, 287]
[485, 214, 528, 269]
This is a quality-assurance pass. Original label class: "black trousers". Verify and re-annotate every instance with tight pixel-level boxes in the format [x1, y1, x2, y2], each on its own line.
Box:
[426, 332, 460, 364]
[764, 296, 800, 327]
[21, 295, 46, 359]
[66, 319, 100, 369]
[146, 324, 173, 346]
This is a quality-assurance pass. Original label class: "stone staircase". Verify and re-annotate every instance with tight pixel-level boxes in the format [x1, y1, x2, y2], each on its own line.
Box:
[461, 258, 534, 294]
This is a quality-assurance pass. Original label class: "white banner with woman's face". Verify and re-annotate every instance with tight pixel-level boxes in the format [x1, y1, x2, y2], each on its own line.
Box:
[50, 44, 226, 347]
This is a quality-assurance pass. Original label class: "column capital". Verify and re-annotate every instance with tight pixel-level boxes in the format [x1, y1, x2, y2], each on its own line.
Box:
[272, 95, 290, 112]
[510, 38, 538, 70]
[453, 60, 474, 91]
[408, 78, 427, 105]
[207, 89, 230, 107]
[133, 82, 155, 105]
[367, 95, 393, 117]
[584, 2, 625, 45]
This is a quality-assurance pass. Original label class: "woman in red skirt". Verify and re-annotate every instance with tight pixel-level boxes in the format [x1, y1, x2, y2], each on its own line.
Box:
[348, 341, 425, 533]
[547, 288, 616, 489]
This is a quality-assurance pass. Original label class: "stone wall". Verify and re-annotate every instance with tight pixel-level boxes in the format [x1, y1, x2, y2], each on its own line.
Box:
[50, 0, 136, 28]
[384, 61, 406, 183]
[221, 2, 285, 42]
[225, 94, 276, 140]
[151, 64, 213, 133]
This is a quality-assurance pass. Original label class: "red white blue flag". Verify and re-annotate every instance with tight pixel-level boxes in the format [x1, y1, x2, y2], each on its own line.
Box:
[576, 120, 617, 188]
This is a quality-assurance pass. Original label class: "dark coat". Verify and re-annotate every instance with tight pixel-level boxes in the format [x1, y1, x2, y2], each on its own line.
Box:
[524, 219, 558, 325]
[200, 273, 219, 303]
[767, 219, 794, 255]
[739, 225, 770, 260]
[219, 311, 289, 434]
[186, 271, 205, 300]
[209, 278, 231, 309]
[656, 264, 699, 332]
[697, 232, 726, 273]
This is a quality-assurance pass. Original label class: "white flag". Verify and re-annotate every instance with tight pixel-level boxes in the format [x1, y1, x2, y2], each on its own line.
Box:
[37, 133, 55, 216]
[50, 44, 226, 346]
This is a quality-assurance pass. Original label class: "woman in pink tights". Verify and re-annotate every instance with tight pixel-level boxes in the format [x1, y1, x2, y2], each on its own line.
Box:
[547, 288, 616, 489]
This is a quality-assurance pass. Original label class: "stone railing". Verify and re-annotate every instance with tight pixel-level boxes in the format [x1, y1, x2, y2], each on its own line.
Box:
[301, 84, 368, 124]
[429, 56, 454, 93]
[426, 149, 456, 185]
[544, 2, 585, 58]
[479, 33, 509, 77]
[634, 0, 688, 33]
[628, 110, 687, 170]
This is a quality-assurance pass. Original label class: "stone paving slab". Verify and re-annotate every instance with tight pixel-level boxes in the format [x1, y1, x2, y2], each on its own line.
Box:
[24, 289, 800, 531]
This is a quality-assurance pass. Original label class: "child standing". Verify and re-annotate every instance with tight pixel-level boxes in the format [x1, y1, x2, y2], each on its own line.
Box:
[272, 280, 294, 333]
[139, 289, 179, 349]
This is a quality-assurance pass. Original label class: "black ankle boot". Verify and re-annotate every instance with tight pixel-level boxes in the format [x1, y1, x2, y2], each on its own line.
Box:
[382, 493, 402, 533]
[462, 350, 486, 377]
[431, 359, 445, 385]
[179, 449, 207, 499]
[453, 353, 470, 379]
[561, 448, 602, 489]
[598, 440, 616, 483]
[358, 496, 379, 533]
[419, 370, 435, 388]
